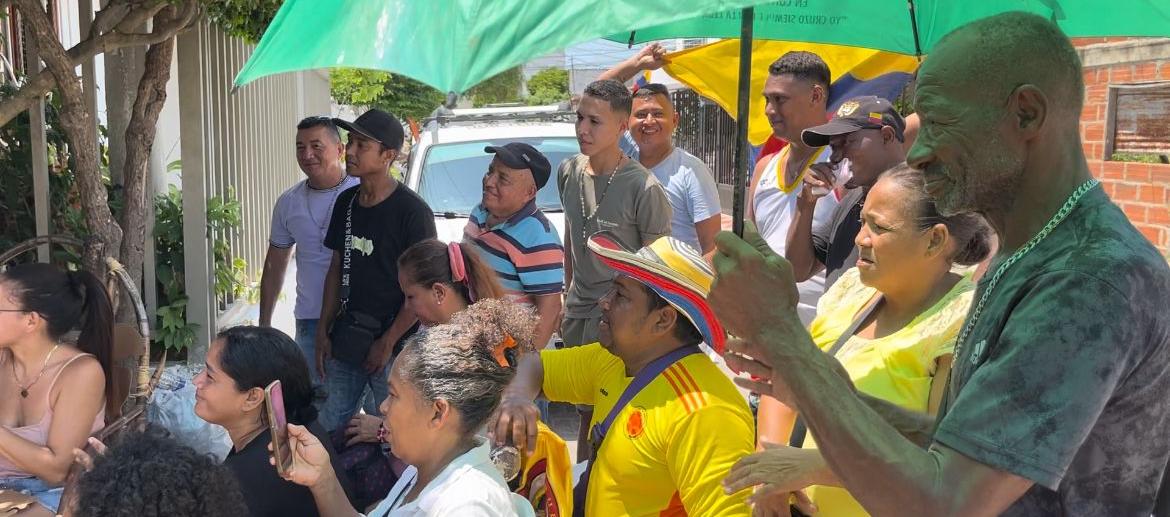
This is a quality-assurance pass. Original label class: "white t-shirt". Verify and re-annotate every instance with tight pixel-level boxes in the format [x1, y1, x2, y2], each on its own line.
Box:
[268, 174, 360, 319]
[366, 439, 534, 517]
[751, 147, 842, 324]
[647, 148, 722, 252]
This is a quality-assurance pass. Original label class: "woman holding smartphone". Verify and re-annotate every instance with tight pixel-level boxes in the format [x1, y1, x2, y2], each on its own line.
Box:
[279, 299, 537, 516]
[193, 325, 355, 517]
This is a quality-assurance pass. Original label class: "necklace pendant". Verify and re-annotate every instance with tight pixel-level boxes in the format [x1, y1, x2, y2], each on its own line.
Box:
[19, 388, 28, 398]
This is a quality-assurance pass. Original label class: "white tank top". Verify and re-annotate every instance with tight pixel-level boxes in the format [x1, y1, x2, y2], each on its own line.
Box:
[752, 146, 841, 324]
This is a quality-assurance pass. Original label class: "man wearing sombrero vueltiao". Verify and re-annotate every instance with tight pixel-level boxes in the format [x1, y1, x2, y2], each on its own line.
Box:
[489, 234, 755, 517]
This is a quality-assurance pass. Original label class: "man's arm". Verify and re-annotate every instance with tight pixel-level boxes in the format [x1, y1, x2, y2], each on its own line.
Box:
[767, 344, 1032, 515]
[598, 42, 666, 83]
[315, 252, 342, 378]
[744, 154, 771, 225]
[785, 163, 833, 282]
[694, 215, 722, 255]
[259, 245, 293, 327]
[489, 354, 546, 454]
[563, 231, 574, 291]
[711, 229, 1034, 516]
[366, 302, 418, 374]
[531, 293, 562, 350]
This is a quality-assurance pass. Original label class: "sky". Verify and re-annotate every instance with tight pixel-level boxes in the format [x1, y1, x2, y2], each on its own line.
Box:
[564, 39, 647, 68]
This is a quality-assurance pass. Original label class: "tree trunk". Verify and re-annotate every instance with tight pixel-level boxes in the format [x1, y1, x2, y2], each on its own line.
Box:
[117, 31, 175, 320]
[16, 0, 122, 276]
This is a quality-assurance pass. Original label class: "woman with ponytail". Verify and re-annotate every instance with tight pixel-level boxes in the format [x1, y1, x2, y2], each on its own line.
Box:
[397, 239, 505, 328]
[335, 240, 509, 457]
[193, 325, 355, 516]
[0, 263, 113, 515]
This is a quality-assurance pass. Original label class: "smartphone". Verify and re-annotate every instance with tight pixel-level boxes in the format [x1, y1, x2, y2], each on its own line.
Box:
[265, 380, 292, 476]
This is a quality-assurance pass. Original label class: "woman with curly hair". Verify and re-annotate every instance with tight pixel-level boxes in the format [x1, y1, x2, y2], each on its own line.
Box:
[0, 263, 114, 516]
[70, 429, 248, 517]
[193, 325, 355, 516]
[281, 299, 539, 516]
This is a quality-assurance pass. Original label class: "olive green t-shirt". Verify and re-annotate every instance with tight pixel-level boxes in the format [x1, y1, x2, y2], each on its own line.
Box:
[557, 154, 671, 318]
[934, 187, 1170, 515]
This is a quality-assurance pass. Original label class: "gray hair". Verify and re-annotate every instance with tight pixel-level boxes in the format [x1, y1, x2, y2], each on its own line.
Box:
[396, 299, 538, 435]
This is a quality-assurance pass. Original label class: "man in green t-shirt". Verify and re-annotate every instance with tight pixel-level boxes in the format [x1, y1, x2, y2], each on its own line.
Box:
[557, 78, 672, 460]
[711, 12, 1170, 515]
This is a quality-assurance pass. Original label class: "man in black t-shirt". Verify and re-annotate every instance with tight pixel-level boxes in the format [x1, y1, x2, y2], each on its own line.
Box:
[316, 109, 436, 432]
[784, 95, 906, 288]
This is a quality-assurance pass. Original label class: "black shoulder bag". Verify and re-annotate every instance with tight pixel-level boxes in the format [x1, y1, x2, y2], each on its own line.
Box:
[328, 195, 384, 366]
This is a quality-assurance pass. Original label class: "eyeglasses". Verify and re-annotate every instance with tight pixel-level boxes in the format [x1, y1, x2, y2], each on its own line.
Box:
[0, 309, 29, 314]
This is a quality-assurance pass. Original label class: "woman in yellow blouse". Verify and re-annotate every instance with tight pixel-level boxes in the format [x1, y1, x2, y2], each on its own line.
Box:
[733, 163, 992, 516]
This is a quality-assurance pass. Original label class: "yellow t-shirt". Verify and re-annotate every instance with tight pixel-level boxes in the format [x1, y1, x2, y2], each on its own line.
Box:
[541, 343, 754, 516]
[803, 267, 974, 516]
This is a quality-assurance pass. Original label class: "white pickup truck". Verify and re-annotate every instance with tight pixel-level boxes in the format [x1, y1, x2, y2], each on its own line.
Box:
[404, 104, 577, 243]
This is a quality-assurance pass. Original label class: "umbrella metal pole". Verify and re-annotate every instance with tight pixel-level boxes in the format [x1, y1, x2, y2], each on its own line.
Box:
[731, 7, 754, 237]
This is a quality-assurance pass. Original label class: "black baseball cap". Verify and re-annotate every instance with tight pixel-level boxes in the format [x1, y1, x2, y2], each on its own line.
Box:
[333, 109, 405, 151]
[801, 96, 905, 147]
[484, 143, 552, 188]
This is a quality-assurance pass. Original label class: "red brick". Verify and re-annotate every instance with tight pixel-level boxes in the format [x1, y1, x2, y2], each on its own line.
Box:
[1122, 203, 1148, 223]
[1086, 85, 1109, 104]
[1102, 161, 1126, 180]
[1083, 122, 1105, 144]
[1114, 182, 1140, 200]
[1135, 63, 1159, 81]
[1148, 206, 1170, 225]
[1150, 164, 1170, 184]
[1139, 184, 1166, 204]
[1125, 163, 1152, 183]
[1137, 225, 1165, 246]
[1111, 65, 1134, 83]
[1088, 160, 1105, 178]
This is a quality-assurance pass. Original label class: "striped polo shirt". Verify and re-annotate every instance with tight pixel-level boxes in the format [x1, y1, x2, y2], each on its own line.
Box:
[464, 200, 565, 299]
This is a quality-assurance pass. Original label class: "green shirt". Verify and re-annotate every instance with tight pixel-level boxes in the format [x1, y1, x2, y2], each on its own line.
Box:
[934, 187, 1170, 515]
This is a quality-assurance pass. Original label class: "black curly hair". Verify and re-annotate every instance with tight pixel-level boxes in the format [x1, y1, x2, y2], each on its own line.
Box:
[73, 429, 248, 517]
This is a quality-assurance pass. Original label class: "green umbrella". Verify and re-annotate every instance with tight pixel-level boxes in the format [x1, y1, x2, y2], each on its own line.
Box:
[610, 0, 1170, 55]
[233, 0, 780, 94]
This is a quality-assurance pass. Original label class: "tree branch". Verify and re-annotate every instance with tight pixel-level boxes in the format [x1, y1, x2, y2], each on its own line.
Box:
[118, 5, 180, 319]
[16, 0, 122, 273]
[0, 0, 199, 127]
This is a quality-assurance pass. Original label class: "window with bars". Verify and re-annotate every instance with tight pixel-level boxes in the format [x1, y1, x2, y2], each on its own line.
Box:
[1106, 82, 1170, 163]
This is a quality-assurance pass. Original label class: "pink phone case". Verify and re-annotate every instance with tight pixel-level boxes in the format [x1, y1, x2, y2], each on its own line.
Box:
[265, 380, 292, 475]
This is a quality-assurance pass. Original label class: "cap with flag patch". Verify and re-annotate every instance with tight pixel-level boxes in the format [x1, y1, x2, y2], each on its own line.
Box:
[587, 233, 726, 354]
[801, 95, 905, 147]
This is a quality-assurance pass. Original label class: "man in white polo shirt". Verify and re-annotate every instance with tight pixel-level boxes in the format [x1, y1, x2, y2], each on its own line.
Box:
[260, 116, 358, 373]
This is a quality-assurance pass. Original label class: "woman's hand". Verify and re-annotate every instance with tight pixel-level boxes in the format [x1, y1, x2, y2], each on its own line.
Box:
[272, 423, 334, 488]
[723, 443, 833, 503]
[344, 414, 383, 447]
[71, 437, 109, 473]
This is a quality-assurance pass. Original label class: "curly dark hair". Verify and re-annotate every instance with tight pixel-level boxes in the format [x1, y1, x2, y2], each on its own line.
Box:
[74, 429, 248, 517]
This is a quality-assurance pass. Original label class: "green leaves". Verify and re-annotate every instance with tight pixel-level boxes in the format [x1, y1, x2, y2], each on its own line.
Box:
[526, 68, 570, 106]
[203, 0, 284, 44]
[330, 68, 445, 121]
[466, 67, 523, 108]
[153, 181, 248, 351]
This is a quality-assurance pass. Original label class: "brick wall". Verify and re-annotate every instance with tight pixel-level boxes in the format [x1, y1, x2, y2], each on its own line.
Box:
[1077, 39, 1170, 253]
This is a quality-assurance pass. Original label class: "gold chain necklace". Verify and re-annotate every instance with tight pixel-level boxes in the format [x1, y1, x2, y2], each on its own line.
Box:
[951, 179, 1100, 366]
[13, 344, 60, 398]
